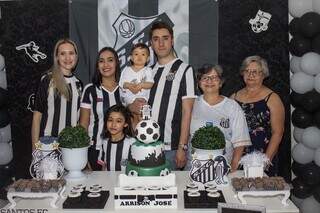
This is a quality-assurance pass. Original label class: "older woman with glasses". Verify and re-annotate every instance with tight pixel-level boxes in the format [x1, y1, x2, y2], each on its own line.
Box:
[188, 64, 251, 172]
[231, 55, 285, 176]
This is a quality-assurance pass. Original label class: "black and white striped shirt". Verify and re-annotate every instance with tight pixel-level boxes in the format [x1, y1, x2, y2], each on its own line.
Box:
[97, 137, 135, 171]
[81, 83, 121, 149]
[34, 73, 82, 137]
[148, 58, 197, 150]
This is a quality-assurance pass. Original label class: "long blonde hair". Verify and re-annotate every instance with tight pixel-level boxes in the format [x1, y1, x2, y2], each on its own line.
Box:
[49, 38, 78, 100]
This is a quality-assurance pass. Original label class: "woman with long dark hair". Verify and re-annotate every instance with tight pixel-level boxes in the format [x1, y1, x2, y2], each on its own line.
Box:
[80, 47, 122, 170]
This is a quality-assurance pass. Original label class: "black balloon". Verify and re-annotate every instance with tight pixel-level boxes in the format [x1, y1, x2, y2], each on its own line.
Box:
[292, 108, 313, 128]
[289, 35, 312, 56]
[0, 161, 14, 188]
[312, 34, 320, 54]
[301, 90, 320, 113]
[289, 18, 301, 36]
[301, 162, 320, 185]
[0, 87, 8, 108]
[292, 177, 313, 199]
[300, 12, 320, 38]
[0, 108, 10, 128]
[292, 161, 309, 177]
[314, 185, 320, 203]
[290, 91, 304, 108]
[314, 111, 320, 129]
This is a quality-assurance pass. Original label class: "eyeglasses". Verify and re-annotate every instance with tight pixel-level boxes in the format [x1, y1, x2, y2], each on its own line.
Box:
[243, 69, 263, 76]
[200, 75, 220, 82]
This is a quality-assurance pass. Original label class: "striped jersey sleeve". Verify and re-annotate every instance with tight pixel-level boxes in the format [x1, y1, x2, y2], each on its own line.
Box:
[34, 74, 51, 113]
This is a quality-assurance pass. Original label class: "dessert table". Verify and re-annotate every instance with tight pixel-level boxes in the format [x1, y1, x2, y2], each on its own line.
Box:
[3, 171, 299, 213]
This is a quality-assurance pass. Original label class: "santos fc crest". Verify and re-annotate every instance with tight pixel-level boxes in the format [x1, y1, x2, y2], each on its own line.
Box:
[189, 155, 230, 186]
[112, 12, 173, 70]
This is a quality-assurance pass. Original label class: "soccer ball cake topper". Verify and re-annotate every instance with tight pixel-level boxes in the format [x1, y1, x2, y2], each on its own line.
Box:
[135, 105, 160, 144]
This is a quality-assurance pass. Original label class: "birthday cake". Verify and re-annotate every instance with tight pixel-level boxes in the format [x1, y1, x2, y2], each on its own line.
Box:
[126, 117, 171, 176]
[115, 106, 177, 209]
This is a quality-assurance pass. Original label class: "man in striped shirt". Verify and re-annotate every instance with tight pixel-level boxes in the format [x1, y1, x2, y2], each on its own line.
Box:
[130, 21, 197, 169]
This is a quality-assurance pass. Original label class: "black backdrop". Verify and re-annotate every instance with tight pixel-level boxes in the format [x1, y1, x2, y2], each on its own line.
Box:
[0, 0, 68, 178]
[219, 0, 290, 181]
[0, 0, 290, 181]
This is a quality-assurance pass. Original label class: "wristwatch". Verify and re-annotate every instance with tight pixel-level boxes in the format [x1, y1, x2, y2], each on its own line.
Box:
[178, 143, 188, 151]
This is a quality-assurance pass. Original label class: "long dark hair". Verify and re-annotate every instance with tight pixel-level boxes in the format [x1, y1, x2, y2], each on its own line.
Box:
[92, 47, 120, 87]
[101, 104, 134, 139]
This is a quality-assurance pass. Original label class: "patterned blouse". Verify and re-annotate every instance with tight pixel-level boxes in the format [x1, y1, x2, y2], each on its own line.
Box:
[235, 92, 273, 154]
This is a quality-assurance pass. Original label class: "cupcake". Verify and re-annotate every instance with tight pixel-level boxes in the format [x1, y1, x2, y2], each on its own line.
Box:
[31, 181, 41, 192]
[58, 179, 67, 188]
[50, 180, 60, 191]
[26, 180, 34, 192]
[40, 180, 52, 192]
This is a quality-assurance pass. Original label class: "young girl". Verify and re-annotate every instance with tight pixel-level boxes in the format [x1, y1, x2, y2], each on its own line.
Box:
[119, 43, 154, 125]
[32, 38, 82, 150]
[80, 47, 122, 171]
[97, 104, 135, 171]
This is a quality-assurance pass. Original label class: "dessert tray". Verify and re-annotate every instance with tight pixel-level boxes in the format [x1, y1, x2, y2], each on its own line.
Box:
[231, 177, 290, 206]
[7, 179, 66, 209]
[63, 184, 109, 209]
[183, 182, 226, 208]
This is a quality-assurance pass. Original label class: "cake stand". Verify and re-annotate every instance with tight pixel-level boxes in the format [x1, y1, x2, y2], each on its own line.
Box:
[7, 186, 66, 209]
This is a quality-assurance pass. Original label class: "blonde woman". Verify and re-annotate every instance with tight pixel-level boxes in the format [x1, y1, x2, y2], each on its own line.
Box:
[31, 39, 82, 150]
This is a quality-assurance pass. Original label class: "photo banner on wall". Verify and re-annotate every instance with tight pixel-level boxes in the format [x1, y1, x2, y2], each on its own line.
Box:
[70, 0, 218, 85]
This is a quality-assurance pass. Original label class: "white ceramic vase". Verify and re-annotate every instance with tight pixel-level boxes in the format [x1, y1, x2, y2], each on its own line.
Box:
[61, 146, 88, 180]
[192, 147, 224, 160]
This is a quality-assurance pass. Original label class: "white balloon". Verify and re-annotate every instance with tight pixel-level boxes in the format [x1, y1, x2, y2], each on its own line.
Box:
[302, 126, 320, 149]
[293, 127, 304, 143]
[314, 73, 320, 93]
[292, 143, 314, 164]
[289, 0, 313, 17]
[0, 54, 5, 71]
[313, 0, 320, 14]
[0, 142, 13, 165]
[0, 125, 11, 143]
[301, 52, 320, 75]
[290, 56, 303, 73]
[314, 147, 320, 167]
[290, 72, 314, 94]
[0, 70, 7, 89]
[300, 196, 320, 213]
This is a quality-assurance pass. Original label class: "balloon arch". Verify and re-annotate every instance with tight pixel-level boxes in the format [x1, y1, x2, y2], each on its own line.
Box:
[289, 0, 320, 212]
[0, 54, 14, 198]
